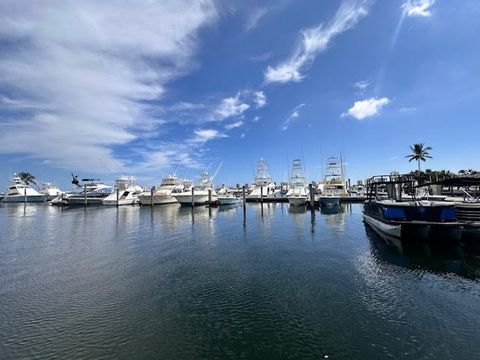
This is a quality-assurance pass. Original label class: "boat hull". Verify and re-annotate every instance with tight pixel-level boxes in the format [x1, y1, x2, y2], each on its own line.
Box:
[138, 194, 177, 205]
[102, 198, 138, 206]
[65, 197, 105, 206]
[319, 196, 340, 207]
[288, 196, 306, 206]
[218, 197, 241, 205]
[174, 193, 217, 206]
[3, 195, 47, 203]
[363, 213, 402, 238]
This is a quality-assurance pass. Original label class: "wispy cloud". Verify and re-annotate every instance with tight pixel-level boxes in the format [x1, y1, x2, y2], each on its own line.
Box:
[225, 121, 244, 130]
[0, 0, 216, 173]
[402, 0, 435, 17]
[354, 80, 370, 90]
[264, 0, 370, 84]
[342, 97, 390, 120]
[282, 103, 306, 130]
[254, 91, 267, 108]
[399, 107, 417, 114]
[214, 93, 250, 120]
[245, 7, 269, 31]
[250, 52, 272, 62]
[192, 129, 227, 143]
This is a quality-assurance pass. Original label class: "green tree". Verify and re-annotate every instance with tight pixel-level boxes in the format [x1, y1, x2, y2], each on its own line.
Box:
[18, 172, 36, 185]
[405, 143, 432, 172]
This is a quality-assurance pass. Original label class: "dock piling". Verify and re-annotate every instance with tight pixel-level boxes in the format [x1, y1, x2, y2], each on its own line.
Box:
[24, 188, 27, 204]
[208, 189, 212, 206]
[150, 187, 154, 207]
[191, 186, 195, 208]
[260, 186, 263, 204]
[116, 188, 120, 207]
[309, 183, 314, 209]
[84, 185, 87, 206]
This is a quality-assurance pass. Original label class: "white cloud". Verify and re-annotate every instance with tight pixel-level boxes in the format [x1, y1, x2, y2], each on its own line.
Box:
[0, 0, 216, 173]
[225, 121, 244, 130]
[264, 0, 370, 84]
[213, 93, 250, 120]
[192, 129, 227, 143]
[400, 107, 417, 114]
[250, 52, 272, 62]
[254, 91, 267, 108]
[252, 115, 261, 122]
[402, 0, 435, 17]
[342, 97, 390, 120]
[245, 7, 269, 31]
[354, 80, 370, 90]
[281, 103, 305, 130]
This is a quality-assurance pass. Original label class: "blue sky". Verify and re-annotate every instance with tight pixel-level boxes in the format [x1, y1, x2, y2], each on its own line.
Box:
[0, 0, 479, 189]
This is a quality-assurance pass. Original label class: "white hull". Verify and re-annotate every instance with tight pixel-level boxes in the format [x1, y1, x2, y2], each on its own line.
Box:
[3, 195, 47, 203]
[363, 213, 401, 238]
[174, 193, 217, 206]
[288, 196, 306, 206]
[102, 198, 138, 206]
[138, 194, 177, 205]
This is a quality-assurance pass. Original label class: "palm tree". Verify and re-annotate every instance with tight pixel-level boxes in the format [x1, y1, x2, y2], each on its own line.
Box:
[405, 143, 432, 172]
[18, 172, 36, 185]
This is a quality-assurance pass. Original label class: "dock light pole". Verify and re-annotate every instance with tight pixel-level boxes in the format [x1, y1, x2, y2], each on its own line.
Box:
[84, 184, 87, 206]
[150, 187, 154, 207]
[24, 188, 27, 204]
[191, 186, 195, 208]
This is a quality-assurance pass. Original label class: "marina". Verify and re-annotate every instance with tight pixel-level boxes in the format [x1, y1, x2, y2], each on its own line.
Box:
[1, 201, 479, 359]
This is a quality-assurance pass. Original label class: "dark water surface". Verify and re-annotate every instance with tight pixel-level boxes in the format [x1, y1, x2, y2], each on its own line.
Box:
[1, 203, 479, 359]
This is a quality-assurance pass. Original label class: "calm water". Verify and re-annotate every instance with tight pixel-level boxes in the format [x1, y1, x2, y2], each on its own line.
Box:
[1, 203, 479, 359]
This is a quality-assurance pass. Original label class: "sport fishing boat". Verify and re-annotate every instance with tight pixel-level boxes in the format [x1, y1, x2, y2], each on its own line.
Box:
[363, 174, 461, 240]
[61, 175, 113, 206]
[319, 156, 347, 207]
[246, 158, 280, 202]
[174, 164, 222, 206]
[137, 174, 186, 205]
[102, 176, 143, 206]
[217, 188, 241, 205]
[39, 183, 64, 201]
[3, 174, 47, 203]
[287, 159, 308, 206]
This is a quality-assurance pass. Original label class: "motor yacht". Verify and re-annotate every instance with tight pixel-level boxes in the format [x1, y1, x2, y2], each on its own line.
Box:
[3, 174, 47, 203]
[102, 176, 143, 206]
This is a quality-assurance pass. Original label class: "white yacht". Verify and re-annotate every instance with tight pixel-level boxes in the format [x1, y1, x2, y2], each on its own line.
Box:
[102, 176, 143, 206]
[138, 174, 186, 205]
[174, 165, 221, 206]
[3, 174, 47, 203]
[217, 188, 241, 205]
[287, 159, 309, 206]
[246, 158, 280, 201]
[39, 183, 64, 201]
[319, 156, 347, 207]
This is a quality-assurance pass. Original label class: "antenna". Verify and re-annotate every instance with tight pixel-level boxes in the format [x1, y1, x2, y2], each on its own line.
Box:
[212, 161, 223, 179]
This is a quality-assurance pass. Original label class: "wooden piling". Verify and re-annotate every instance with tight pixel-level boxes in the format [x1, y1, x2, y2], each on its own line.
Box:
[242, 185, 246, 207]
[260, 186, 263, 204]
[150, 187, 154, 207]
[191, 186, 195, 208]
[84, 184, 87, 206]
[208, 189, 212, 206]
[116, 188, 120, 207]
[309, 183, 314, 208]
[24, 188, 27, 204]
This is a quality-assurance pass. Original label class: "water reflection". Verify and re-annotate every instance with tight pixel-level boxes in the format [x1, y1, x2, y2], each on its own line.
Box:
[365, 224, 480, 280]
